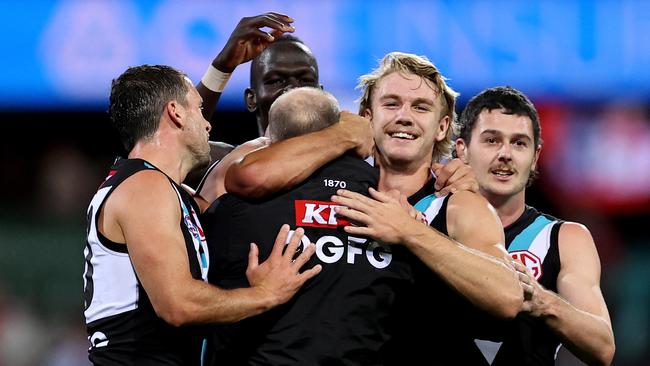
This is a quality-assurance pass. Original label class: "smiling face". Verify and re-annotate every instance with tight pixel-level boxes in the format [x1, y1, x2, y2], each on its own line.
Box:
[456, 108, 540, 201]
[364, 71, 449, 171]
[246, 41, 319, 135]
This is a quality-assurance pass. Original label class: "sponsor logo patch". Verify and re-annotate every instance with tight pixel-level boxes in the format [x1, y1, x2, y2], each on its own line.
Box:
[295, 200, 350, 228]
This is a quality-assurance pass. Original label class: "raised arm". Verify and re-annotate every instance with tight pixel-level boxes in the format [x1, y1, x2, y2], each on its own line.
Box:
[520, 222, 614, 365]
[332, 188, 522, 319]
[107, 170, 320, 325]
[197, 12, 295, 120]
[225, 112, 374, 198]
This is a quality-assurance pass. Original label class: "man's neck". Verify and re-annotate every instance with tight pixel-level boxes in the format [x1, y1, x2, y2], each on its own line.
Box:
[483, 189, 527, 227]
[377, 160, 431, 198]
[129, 141, 189, 185]
[257, 116, 268, 138]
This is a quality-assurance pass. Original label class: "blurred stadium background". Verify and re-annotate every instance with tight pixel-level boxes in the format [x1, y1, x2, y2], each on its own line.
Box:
[0, 1, 648, 365]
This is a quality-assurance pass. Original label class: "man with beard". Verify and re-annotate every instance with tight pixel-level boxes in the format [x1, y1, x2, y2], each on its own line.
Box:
[83, 65, 320, 365]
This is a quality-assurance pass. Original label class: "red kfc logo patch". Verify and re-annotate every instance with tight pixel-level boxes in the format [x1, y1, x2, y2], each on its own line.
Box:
[295, 200, 350, 228]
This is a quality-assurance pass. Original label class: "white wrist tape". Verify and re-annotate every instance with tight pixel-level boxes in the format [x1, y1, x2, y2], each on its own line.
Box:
[201, 65, 231, 93]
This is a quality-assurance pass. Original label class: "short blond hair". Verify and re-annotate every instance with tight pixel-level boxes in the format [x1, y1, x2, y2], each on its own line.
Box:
[357, 52, 459, 162]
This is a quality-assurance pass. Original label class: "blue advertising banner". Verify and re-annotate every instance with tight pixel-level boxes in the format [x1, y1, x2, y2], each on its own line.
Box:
[2, 0, 648, 110]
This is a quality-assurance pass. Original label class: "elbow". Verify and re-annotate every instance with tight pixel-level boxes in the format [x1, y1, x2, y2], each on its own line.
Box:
[596, 339, 615, 366]
[490, 282, 524, 320]
[497, 292, 523, 320]
[224, 165, 262, 198]
[155, 301, 194, 328]
[225, 164, 274, 199]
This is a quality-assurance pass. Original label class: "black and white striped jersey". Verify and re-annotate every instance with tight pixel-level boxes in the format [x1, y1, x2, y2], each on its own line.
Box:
[83, 158, 208, 365]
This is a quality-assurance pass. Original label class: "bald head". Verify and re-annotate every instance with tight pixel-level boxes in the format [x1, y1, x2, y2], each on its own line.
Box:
[268, 87, 339, 143]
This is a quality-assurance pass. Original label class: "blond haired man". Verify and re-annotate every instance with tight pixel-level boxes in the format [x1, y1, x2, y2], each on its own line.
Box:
[332, 52, 522, 364]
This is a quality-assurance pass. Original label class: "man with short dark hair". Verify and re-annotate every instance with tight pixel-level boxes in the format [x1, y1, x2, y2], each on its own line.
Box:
[83, 65, 320, 365]
[246, 35, 321, 137]
[195, 14, 324, 163]
[455, 86, 615, 365]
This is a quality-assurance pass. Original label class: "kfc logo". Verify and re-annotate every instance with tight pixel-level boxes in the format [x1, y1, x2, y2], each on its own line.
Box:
[510, 250, 543, 279]
[295, 200, 350, 228]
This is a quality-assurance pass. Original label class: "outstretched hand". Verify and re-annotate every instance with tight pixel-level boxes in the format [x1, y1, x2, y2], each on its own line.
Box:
[213, 12, 295, 72]
[246, 225, 321, 306]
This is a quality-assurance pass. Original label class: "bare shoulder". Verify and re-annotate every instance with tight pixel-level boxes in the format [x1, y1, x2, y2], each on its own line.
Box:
[109, 169, 181, 221]
[100, 169, 180, 243]
[559, 221, 593, 241]
[445, 191, 506, 255]
[558, 221, 600, 268]
[446, 190, 497, 218]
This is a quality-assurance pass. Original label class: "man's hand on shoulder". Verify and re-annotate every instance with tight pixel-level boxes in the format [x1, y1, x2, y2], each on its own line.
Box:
[335, 112, 374, 159]
[432, 158, 478, 196]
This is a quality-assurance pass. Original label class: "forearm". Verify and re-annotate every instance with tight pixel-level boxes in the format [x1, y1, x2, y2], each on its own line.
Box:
[161, 281, 277, 326]
[197, 83, 221, 121]
[403, 223, 522, 319]
[225, 125, 356, 198]
[540, 291, 615, 366]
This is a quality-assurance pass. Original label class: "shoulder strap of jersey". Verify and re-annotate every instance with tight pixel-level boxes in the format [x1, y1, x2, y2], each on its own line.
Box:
[414, 194, 447, 225]
[509, 215, 555, 251]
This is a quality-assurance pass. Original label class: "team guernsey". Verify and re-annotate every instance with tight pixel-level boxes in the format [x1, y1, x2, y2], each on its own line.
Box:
[385, 184, 479, 365]
[83, 158, 209, 365]
[473, 206, 564, 366]
[201, 155, 450, 365]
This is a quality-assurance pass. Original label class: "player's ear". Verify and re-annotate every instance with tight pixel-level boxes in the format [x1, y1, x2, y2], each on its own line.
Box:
[455, 139, 468, 163]
[435, 115, 450, 142]
[165, 100, 184, 130]
[531, 145, 542, 171]
[245, 88, 257, 113]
